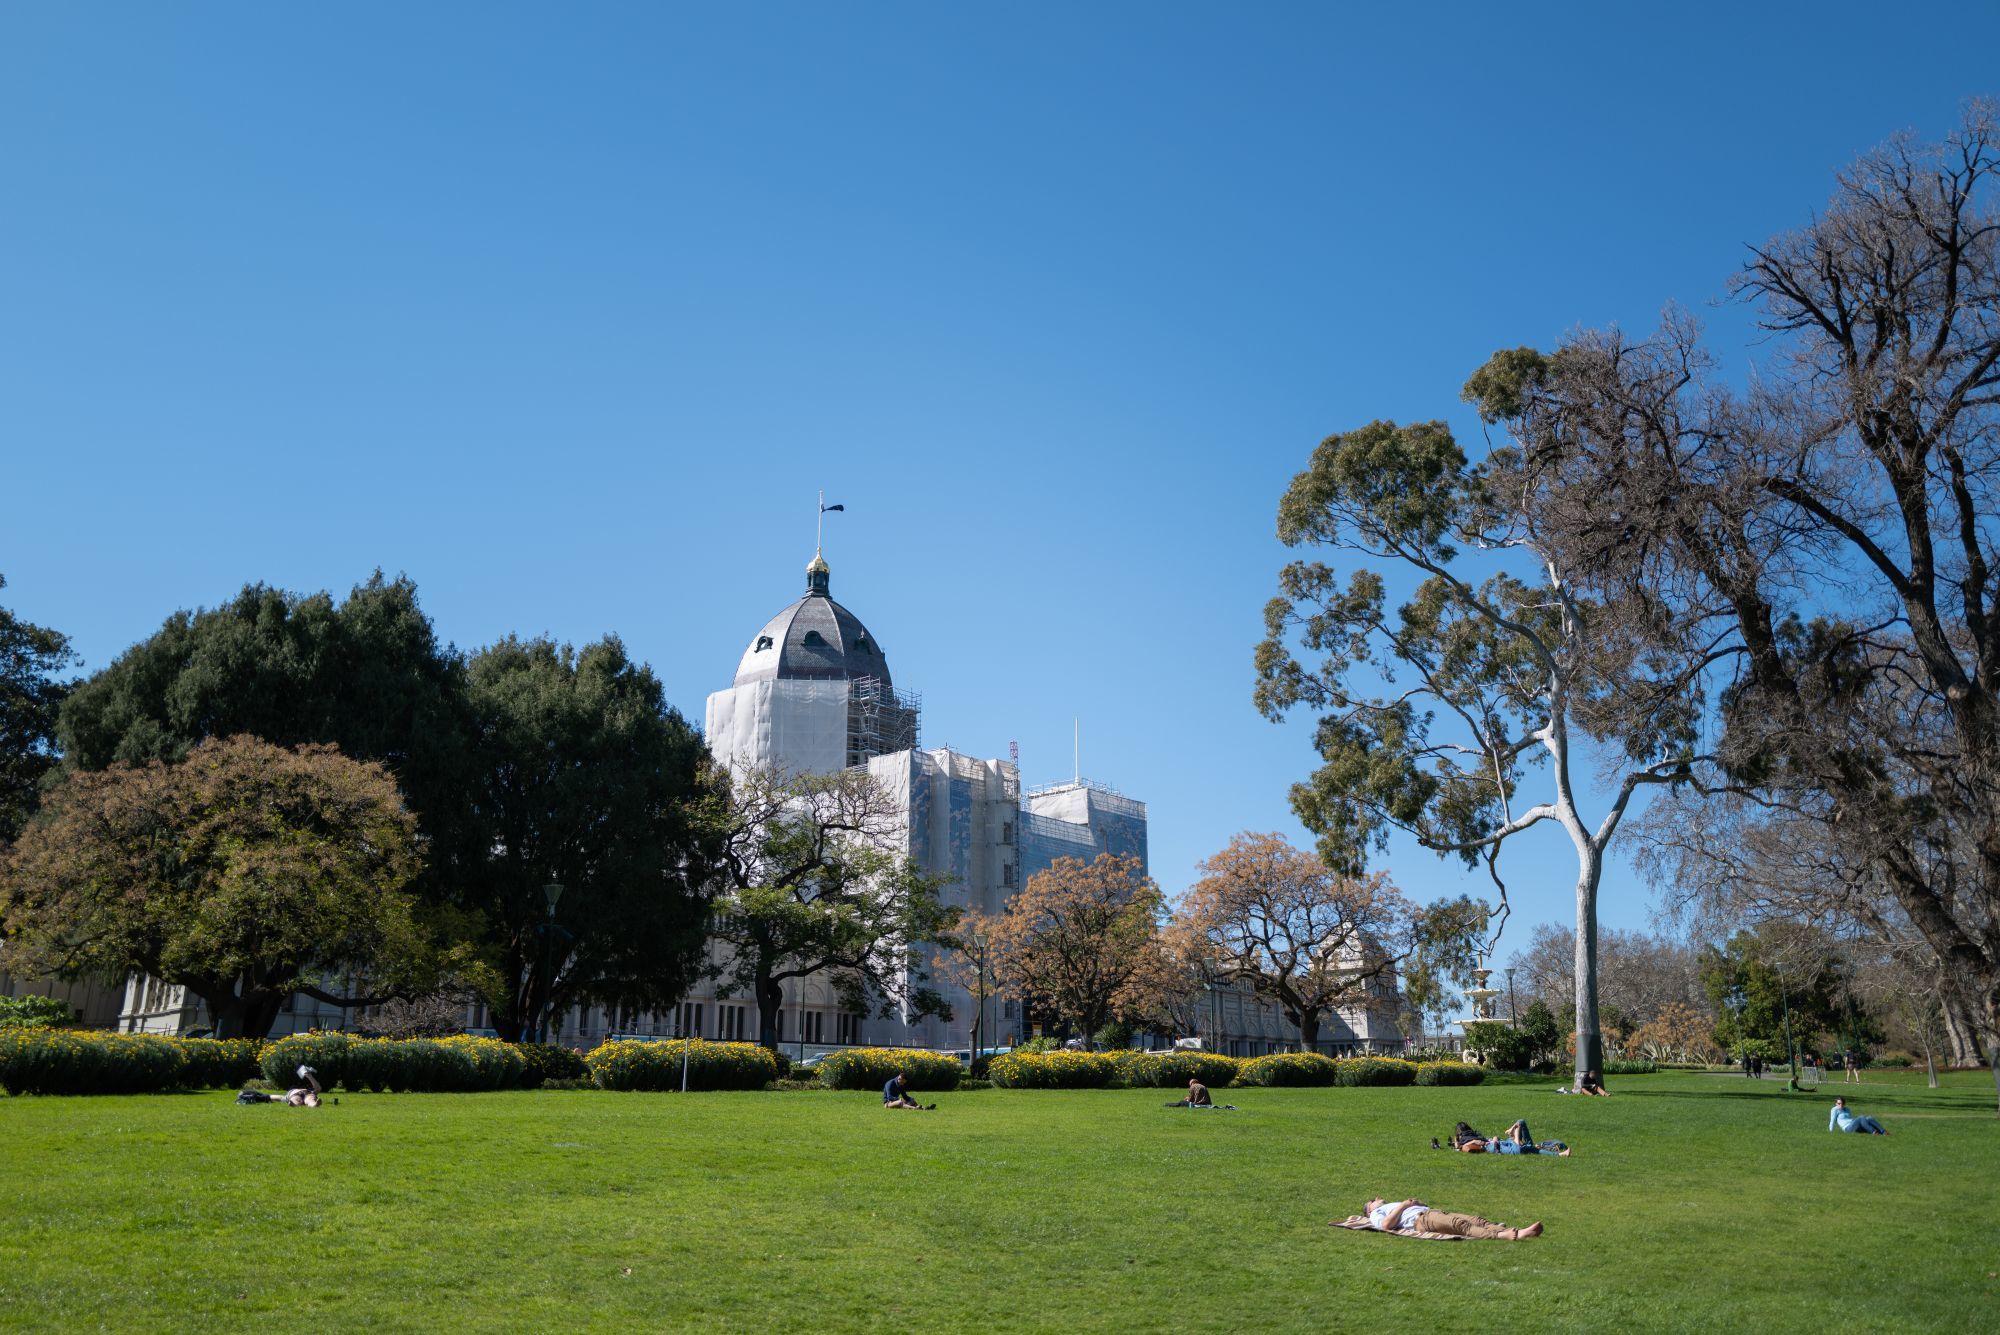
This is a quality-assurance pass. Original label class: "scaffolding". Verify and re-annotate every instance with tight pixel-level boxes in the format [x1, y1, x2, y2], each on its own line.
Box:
[846, 675, 920, 767]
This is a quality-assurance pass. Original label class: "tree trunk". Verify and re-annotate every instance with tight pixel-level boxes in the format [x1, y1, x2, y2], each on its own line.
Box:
[1296, 1008, 1322, 1054]
[755, 961, 783, 1052]
[1572, 844, 1605, 1083]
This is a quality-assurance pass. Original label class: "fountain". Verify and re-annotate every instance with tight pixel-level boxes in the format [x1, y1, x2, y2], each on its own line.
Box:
[1455, 965, 1504, 1062]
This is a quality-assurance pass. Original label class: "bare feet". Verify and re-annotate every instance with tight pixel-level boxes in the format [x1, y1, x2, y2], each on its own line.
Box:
[1504, 1222, 1544, 1240]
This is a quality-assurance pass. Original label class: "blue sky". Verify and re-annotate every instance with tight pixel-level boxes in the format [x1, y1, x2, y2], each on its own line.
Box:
[5, 5, 1996, 952]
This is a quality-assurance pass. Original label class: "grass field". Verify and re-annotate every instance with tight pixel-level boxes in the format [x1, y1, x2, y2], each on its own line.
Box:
[2, 1069, 1994, 1333]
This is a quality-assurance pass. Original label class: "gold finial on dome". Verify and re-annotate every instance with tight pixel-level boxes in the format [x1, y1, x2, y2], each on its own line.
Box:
[806, 550, 831, 597]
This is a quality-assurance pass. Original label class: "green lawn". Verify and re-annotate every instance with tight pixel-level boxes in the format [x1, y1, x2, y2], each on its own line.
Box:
[2, 1070, 1993, 1332]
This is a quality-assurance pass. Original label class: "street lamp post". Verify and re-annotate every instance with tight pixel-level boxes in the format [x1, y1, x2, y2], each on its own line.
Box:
[971, 929, 990, 1069]
[1506, 968, 1518, 1029]
[538, 882, 564, 1044]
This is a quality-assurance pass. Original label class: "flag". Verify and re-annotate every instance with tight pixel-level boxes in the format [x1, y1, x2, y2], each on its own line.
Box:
[821, 502, 845, 513]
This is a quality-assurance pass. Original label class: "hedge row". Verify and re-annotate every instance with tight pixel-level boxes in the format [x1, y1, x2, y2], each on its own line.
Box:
[585, 1039, 777, 1092]
[260, 1033, 529, 1093]
[0, 1031, 262, 1096]
[815, 1047, 961, 1093]
[1107, 1050, 1239, 1089]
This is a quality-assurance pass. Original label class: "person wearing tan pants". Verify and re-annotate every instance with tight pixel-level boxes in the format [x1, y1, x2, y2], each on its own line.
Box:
[1365, 1197, 1544, 1240]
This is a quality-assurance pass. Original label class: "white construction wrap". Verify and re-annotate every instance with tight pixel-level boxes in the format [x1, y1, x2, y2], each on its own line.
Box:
[705, 678, 851, 777]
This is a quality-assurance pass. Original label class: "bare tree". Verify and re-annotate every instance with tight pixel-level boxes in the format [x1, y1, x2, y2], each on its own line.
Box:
[1466, 103, 2000, 1108]
[1177, 832, 1410, 1052]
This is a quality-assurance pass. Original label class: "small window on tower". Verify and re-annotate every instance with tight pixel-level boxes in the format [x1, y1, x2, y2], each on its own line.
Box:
[855, 636, 871, 651]
[755, 636, 773, 652]
[802, 630, 827, 646]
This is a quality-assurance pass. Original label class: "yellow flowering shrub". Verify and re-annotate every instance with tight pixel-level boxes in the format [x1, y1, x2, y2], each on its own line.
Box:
[1413, 1061, 1485, 1086]
[1238, 1051, 1342, 1087]
[0, 1030, 204, 1095]
[586, 1038, 777, 1091]
[987, 1050, 1118, 1089]
[1333, 1056, 1419, 1086]
[1113, 1051, 1239, 1089]
[815, 1047, 961, 1093]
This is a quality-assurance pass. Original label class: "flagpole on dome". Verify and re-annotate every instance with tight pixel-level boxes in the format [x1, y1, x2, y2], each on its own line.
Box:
[816, 490, 846, 557]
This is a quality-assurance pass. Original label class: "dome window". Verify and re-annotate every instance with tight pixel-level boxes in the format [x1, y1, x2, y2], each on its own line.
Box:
[856, 636, 873, 652]
[754, 635, 774, 652]
[802, 630, 828, 647]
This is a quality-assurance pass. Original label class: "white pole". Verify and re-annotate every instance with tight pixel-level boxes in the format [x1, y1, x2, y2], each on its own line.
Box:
[1073, 718, 1079, 784]
[816, 489, 823, 553]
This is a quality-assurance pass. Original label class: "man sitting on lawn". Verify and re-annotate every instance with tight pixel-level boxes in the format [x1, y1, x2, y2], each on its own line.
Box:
[1364, 1196, 1543, 1240]
[882, 1072, 932, 1110]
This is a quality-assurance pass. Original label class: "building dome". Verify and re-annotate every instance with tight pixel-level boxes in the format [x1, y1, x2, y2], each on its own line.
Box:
[732, 554, 895, 687]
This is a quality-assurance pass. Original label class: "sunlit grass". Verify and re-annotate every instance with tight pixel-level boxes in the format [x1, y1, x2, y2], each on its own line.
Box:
[1, 1069, 1992, 1332]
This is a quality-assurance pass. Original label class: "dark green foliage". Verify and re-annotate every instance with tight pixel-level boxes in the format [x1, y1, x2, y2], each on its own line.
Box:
[814, 1047, 960, 1093]
[1413, 1061, 1486, 1086]
[1092, 1019, 1136, 1051]
[0, 576, 74, 845]
[258, 1033, 526, 1093]
[175, 1038, 264, 1089]
[1600, 1059, 1658, 1075]
[0, 995, 75, 1029]
[1237, 1051, 1341, 1086]
[1700, 927, 1862, 1056]
[585, 1038, 778, 1092]
[459, 635, 723, 1041]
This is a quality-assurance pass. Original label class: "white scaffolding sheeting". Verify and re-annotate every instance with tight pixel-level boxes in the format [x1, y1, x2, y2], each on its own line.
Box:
[705, 679, 851, 777]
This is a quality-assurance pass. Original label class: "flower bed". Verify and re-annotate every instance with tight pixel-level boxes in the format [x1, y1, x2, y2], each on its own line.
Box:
[815, 1047, 961, 1093]
[1237, 1051, 1342, 1086]
[0, 1030, 258, 1096]
[1111, 1051, 1239, 1089]
[986, 1050, 1117, 1089]
[585, 1038, 777, 1092]
[1413, 1060, 1486, 1086]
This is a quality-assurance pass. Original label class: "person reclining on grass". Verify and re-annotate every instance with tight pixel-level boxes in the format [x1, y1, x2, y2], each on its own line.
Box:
[1165, 1077, 1235, 1110]
[882, 1073, 934, 1110]
[1364, 1195, 1543, 1240]
[236, 1066, 325, 1107]
[1436, 1119, 1570, 1155]
[1828, 1096, 1887, 1135]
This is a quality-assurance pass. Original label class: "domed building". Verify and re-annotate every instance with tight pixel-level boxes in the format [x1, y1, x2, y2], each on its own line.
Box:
[704, 552, 919, 775]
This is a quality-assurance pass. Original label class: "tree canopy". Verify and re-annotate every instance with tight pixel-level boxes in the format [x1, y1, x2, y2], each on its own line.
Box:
[0, 736, 427, 1037]
[0, 576, 74, 845]
[988, 852, 1162, 1046]
[458, 635, 724, 1042]
[710, 766, 956, 1050]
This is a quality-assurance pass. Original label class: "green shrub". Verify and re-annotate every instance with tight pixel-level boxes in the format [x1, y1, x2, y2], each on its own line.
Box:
[175, 1038, 263, 1089]
[0, 995, 77, 1029]
[260, 1033, 525, 1094]
[260, 1032, 359, 1089]
[1462, 1022, 1537, 1071]
[1334, 1057, 1418, 1086]
[518, 1043, 589, 1089]
[987, 1050, 1117, 1089]
[586, 1038, 778, 1092]
[0, 1030, 186, 1095]
[1413, 1061, 1486, 1087]
[957, 1077, 993, 1091]
[1601, 1058, 1657, 1076]
[1014, 1037, 1062, 1054]
[1114, 1051, 1238, 1089]
[815, 1047, 961, 1093]
[1238, 1051, 1341, 1087]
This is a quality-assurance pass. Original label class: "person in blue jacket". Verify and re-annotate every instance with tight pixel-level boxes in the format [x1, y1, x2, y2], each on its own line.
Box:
[1828, 1096, 1887, 1134]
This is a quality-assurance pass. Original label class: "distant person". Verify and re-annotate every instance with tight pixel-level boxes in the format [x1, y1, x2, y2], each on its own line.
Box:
[1166, 1078, 1233, 1109]
[237, 1065, 324, 1108]
[1843, 1050, 1861, 1084]
[1363, 1195, 1542, 1240]
[1828, 1096, 1887, 1135]
[882, 1072, 932, 1110]
[1574, 1069, 1610, 1096]
[1742, 1053, 1753, 1079]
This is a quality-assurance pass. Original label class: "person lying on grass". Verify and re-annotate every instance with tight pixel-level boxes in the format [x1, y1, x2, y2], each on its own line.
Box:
[1828, 1096, 1888, 1135]
[1364, 1196, 1543, 1240]
[1436, 1119, 1571, 1155]
[236, 1066, 326, 1107]
[882, 1073, 935, 1110]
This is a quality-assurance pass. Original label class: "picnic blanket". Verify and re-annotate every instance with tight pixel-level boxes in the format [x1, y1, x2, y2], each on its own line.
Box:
[1330, 1215, 1467, 1242]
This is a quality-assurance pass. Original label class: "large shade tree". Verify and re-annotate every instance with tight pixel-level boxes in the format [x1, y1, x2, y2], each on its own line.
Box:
[710, 766, 956, 1051]
[1178, 831, 1410, 1051]
[988, 852, 1163, 1046]
[0, 575, 74, 845]
[459, 635, 724, 1042]
[0, 736, 427, 1037]
[1255, 418, 1717, 1080]
[1466, 103, 2000, 1104]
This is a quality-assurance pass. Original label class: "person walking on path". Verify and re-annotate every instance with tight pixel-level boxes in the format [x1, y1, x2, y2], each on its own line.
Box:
[1364, 1196, 1542, 1240]
[1843, 1051, 1861, 1084]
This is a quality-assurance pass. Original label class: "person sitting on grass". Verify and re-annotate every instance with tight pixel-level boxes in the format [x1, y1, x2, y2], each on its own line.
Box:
[882, 1072, 933, 1110]
[1828, 1096, 1887, 1135]
[1572, 1069, 1610, 1096]
[1165, 1077, 1235, 1110]
[1363, 1196, 1543, 1240]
